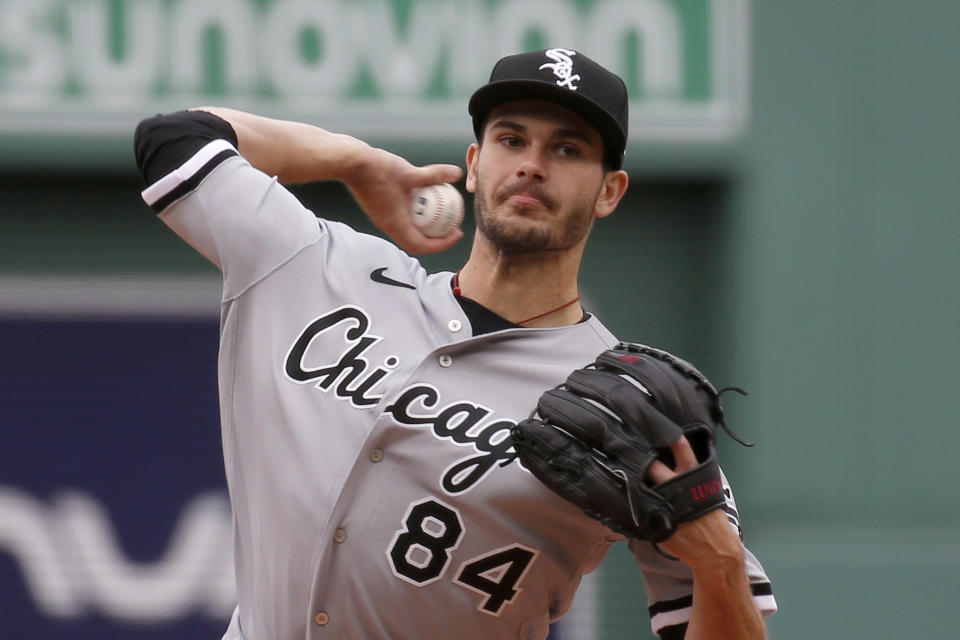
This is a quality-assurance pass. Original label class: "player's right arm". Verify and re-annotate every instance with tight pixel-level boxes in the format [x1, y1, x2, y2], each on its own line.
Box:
[187, 107, 464, 255]
[134, 109, 327, 294]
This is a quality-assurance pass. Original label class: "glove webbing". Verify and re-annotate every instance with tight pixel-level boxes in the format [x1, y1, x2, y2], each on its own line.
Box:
[612, 342, 755, 447]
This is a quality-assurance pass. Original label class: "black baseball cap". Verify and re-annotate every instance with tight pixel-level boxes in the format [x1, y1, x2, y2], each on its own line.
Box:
[468, 48, 629, 170]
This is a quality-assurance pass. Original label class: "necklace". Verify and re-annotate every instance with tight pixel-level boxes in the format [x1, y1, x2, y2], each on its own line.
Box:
[452, 271, 582, 325]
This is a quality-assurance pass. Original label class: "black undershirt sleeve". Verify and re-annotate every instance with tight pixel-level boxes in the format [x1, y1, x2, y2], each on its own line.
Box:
[658, 622, 689, 639]
[133, 110, 239, 187]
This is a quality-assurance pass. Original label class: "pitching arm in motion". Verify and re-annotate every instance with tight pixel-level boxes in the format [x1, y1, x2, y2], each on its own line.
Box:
[192, 107, 463, 254]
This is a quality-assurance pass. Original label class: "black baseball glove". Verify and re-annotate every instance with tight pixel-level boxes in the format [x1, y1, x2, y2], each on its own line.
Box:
[511, 342, 751, 543]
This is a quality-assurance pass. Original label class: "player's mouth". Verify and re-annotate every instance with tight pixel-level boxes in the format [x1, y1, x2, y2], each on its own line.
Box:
[508, 193, 546, 207]
[497, 184, 556, 211]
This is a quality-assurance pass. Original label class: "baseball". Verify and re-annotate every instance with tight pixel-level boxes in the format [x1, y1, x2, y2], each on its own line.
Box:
[410, 183, 464, 238]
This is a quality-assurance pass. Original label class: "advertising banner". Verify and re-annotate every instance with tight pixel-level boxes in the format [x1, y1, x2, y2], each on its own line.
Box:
[0, 314, 233, 639]
[0, 0, 750, 168]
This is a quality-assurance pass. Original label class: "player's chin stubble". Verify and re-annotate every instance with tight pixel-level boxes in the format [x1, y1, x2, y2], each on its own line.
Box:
[474, 177, 596, 255]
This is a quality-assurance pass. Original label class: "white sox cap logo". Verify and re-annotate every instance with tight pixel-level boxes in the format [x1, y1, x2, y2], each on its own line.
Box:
[538, 48, 580, 90]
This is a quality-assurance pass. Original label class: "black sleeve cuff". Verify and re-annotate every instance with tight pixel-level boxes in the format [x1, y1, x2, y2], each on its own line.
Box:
[658, 622, 688, 639]
[133, 110, 239, 187]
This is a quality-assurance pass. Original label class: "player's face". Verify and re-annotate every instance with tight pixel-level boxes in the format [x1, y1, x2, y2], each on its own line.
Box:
[466, 101, 613, 255]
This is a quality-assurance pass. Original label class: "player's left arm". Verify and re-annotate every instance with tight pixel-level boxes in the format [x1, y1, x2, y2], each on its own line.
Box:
[511, 345, 775, 638]
[649, 440, 767, 640]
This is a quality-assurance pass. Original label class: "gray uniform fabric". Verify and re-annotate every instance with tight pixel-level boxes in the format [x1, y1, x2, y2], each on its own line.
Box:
[142, 142, 776, 639]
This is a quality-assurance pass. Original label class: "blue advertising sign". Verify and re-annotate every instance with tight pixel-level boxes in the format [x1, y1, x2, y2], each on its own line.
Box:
[0, 316, 233, 639]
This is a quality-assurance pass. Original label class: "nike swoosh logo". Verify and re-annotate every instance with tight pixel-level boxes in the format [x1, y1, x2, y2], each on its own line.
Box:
[370, 267, 415, 290]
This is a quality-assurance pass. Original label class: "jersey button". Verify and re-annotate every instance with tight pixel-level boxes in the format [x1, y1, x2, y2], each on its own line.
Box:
[369, 448, 384, 463]
[448, 319, 462, 332]
[314, 611, 330, 626]
[438, 354, 453, 367]
[333, 528, 347, 543]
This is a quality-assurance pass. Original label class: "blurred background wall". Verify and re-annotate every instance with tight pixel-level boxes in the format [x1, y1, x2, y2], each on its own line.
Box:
[2, 1, 958, 638]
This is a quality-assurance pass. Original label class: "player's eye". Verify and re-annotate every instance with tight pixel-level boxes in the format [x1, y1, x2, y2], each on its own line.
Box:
[555, 143, 581, 158]
[499, 134, 524, 148]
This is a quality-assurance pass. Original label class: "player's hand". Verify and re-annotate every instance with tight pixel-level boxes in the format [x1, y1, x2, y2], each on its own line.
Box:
[646, 435, 699, 485]
[647, 437, 744, 570]
[345, 145, 464, 254]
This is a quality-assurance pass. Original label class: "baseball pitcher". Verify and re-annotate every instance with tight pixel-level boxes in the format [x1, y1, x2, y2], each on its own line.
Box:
[133, 48, 776, 639]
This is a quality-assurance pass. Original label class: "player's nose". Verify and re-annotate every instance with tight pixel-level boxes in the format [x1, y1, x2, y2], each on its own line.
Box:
[515, 147, 548, 182]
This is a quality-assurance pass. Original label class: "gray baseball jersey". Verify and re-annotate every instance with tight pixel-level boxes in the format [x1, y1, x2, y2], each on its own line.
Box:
[138, 130, 776, 639]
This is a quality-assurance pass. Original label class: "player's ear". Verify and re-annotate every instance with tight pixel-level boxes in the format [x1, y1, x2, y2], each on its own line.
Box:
[594, 169, 628, 219]
[465, 143, 480, 193]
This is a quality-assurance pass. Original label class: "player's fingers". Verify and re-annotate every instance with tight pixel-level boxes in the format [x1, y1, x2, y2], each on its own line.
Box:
[411, 163, 464, 187]
[646, 459, 675, 485]
[669, 435, 699, 473]
[647, 436, 697, 485]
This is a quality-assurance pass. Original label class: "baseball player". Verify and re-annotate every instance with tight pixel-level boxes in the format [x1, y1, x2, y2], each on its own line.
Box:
[134, 49, 775, 639]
